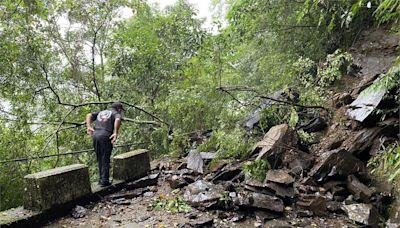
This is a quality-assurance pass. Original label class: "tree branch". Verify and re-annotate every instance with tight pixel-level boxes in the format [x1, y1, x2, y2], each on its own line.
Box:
[257, 95, 328, 110]
[217, 86, 328, 111]
[91, 30, 101, 101]
[217, 87, 247, 107]
[122, 117, 161, 126]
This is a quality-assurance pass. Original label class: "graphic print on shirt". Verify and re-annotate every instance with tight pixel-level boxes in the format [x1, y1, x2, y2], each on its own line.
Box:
[97, 110, 112, 123]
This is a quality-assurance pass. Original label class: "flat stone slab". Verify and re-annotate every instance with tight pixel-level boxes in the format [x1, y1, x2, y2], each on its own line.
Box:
[113, 149, 150, 181]
[235, 191, 284, 213]
[24, 164, 91, 211]
[265, 169, 295, 185]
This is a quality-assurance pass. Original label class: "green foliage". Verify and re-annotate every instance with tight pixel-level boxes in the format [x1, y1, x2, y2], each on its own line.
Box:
[149, 194, 191, 213]
[318, 50, 353, 87]
[257, 105, 300, 132]
[368, 142, 400, 183]
[258, 106, 291, 132]
[198, 128, 253, 160]
[297, 130, 316, 145]
[289, 108, 299, 129]
[297, 49, 353, 90]
[367, 58, 400, 93]
[293, 49, 353, 104]
[242, 159, 270, 181]
[374, 0, 400, 25]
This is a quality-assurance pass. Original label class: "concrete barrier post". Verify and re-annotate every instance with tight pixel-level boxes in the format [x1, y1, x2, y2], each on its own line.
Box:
[23, 164, 91, 211]
[113, 149, 150, 181]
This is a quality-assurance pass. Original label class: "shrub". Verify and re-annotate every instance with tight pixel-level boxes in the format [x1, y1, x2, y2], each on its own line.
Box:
[242, 159, 270, 181]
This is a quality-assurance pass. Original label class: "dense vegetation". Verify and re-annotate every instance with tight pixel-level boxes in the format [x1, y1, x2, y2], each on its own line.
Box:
[0, 0, 399, 210]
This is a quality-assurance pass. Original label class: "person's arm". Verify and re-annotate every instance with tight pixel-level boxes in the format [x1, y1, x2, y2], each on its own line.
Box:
[110, 117, 121, 144]
[86, 113, 95, 136]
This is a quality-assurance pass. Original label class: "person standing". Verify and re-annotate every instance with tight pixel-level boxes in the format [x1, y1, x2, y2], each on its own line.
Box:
[86, 102, 124, 186]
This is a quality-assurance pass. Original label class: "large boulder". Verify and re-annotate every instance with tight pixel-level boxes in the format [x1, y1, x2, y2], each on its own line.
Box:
[342, 203, 379, 227]
[183, 180, 225, 207]
[187, 149, 204, 174]
[346, 175, 375, 203]
[252, 124, 297, 168]
[234, 191, 284, 213]
[309, 149, 367, 182]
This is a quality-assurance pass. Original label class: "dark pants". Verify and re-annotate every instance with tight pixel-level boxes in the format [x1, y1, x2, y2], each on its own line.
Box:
[93, 132, 113, 184]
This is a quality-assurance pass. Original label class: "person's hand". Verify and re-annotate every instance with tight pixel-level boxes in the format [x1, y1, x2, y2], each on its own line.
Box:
[110, 133, 118, 144]
[87, 127, 94, 137]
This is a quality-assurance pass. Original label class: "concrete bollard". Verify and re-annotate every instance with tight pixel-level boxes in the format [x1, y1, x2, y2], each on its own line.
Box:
[113, 149, 150, 181]
[23, 164, 91, 211]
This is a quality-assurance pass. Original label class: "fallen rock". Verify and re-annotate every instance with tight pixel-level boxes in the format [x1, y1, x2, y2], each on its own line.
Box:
[125, 173, 159, 190]
[265, 170, 294, 185]
[167, 175, 188, 189]
[183, 180, 225, 207]
[189, 217, 214, 227]
[342, 203, 379, 227]
[347, 80, 386, 122]
[345, 118, 399, 156]
[143, 191, 154, 197]
[235, 191, 284, 213]
[200, 152, 216, 160]
[136, 215, 150, 222]
[386, 198, 400, 227]
[212, 164, 242, 182]
[109, 189, 144, 200]
[309, 149, 367, 182]
[71, 205, 87, 218]
[323, 181, 347, 197]
[264, 219, 292, 228]
[187, 150, 204, 174]
[298, 117, 327, 133]
[111, 198, 131, 205]
[282, 149, 314, 171]
[297, 195, 327, 216]
[327, 201, 343, 212]
[229, 212, 246, 222]
[331, 92, 354, 108]
[343, 127, 383, 155]
[265, 182, 296, 198]
[209, 160, 228, 172]
[253, 124, 297, 168]
[347, 175, 375, 203]
[254, 210, 280, 222]
[245, 178, 265, 188]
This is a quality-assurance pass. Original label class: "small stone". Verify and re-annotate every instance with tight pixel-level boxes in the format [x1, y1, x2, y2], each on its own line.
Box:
[285, 206, 292, 211]
[137, 215, 150, 222]
[71, 205, 87, 218]
[143, 191, 154, 197]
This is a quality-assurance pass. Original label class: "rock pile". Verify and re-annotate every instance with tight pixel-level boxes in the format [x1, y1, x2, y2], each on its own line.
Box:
[148, 72, 399, 227]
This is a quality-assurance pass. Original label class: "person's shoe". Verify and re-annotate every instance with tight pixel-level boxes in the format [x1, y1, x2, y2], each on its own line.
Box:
[100, 181, 111, 187]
